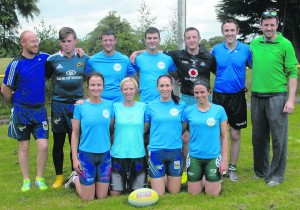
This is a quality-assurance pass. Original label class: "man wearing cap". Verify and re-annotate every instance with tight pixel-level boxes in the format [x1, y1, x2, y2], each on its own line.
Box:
[250, 9, 298, 186]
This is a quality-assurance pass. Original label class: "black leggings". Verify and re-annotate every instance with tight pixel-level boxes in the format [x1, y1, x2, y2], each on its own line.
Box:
[52, 132, 73, 175]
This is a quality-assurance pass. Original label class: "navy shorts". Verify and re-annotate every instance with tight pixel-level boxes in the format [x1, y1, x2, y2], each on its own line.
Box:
[213, 90, 247, 129]
[51, 101, 74, 133]
[110, 157, 147, 192]
[148, 149, 183, 178]
[8, 104, 49, 141]
[78, 150, 111, 186]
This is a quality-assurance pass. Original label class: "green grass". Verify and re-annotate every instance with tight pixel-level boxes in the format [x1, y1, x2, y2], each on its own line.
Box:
[0, 105, 300, 209]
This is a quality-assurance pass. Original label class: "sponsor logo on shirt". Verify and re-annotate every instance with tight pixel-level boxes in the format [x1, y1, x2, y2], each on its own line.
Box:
[66, 70, 76, 76]
[200, 61, 206, 67]
[188, 69, 198, 78]
[206, 117, 216, 126]
[170, 108, 179, 116]
[181, 60, 188, 64]
[102, 110, 110, 118]
[157, 61, 166, 69]
[56, 64, 63, 69]
[114, 63, 122, 71]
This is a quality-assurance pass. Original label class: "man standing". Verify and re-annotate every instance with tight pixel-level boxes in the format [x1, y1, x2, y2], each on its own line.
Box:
[86, 29, 136, 102]
[1, 31, 49, 192]
[46, 27, 89, 188]
[212, 19, 252, 181]
[250, 9, 298, 186]
[134, 27, 177, 103]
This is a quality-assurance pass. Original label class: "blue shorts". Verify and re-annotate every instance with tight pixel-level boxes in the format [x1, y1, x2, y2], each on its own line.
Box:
[51, 101, 74, 133]
[8, 104, 49, 141]
[148, 149, 183, 178]
[78, 150, 111, 186]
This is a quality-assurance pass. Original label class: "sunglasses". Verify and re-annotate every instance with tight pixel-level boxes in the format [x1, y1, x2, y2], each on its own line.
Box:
[262, 11, 277, 17]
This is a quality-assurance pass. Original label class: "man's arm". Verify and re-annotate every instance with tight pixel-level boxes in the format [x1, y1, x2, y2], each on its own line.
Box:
[130, 50, 146, 64]
[283, 77, 297, 114]
[1, 83, 13, 103]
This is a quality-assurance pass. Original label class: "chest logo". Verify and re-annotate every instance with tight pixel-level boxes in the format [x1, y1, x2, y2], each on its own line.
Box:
[157, 61, 166, 69]
[188, 69, 198, 78]
[102, 109, 110, 118]
[114, 63, 122, 71]
[170, 108, 179, 116]
[66, 70, 76, 76]
[206, 118, 216, 126]
[77, 62, 83, 68]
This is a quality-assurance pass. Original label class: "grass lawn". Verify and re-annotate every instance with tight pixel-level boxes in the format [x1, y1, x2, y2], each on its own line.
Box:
[0, 105, 300, 209]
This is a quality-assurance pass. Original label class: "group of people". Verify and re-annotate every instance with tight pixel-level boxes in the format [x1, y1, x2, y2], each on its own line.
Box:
[1, 8, 298, 201]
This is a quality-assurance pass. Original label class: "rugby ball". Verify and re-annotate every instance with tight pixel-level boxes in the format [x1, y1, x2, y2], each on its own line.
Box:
[128, 188, 159, 207]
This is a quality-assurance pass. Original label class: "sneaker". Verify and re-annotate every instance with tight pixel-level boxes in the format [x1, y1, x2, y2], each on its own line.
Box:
[266, 181, 280, 187]
[21, 179, 31, 192]
[35, 177, 48, 190]
[228, 171, 238, 182]
[52, 174, 64, 189]
[181, 172, 188, 184]
[65, 171, 77, 189]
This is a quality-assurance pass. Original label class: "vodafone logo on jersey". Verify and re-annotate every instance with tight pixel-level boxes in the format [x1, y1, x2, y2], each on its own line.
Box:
[188, 69, 198, 78]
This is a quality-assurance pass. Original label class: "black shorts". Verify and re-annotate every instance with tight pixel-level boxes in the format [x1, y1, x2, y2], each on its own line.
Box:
[110, 157, 147, 192]
[212, 90, 247, 129]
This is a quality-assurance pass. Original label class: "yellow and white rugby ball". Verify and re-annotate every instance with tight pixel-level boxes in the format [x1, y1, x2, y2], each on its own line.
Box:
[128, 188, 159, 207]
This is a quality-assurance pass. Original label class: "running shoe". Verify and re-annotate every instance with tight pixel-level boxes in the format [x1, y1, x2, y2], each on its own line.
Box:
[65, 171, 77, 189]
[21, 179, 30, 192]
[52, 174, 64, 189]
[228, 171, 238, 182]
[35, 177, 48, 190]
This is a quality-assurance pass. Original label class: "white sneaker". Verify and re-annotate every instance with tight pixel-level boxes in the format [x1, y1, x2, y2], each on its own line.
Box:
[228, 171, 238, 182]
[64, 171, 77, 189]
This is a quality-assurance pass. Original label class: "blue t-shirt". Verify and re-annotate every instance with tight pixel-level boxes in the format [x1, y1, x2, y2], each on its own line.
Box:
[86, 51, 136, 102]
[134, 52, 177, 103]
[182, 103, 227, 159]
[111, 101, 147, 158]
[73, 99, 113, 153]
[145, 99, 186, 151]
[46, 51, 89, 103]
[3, 53, 49, 106]
[212, 41, 252, 93]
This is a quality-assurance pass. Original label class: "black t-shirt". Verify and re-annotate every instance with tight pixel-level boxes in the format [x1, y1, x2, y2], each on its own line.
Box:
[165, 47, 216, 96]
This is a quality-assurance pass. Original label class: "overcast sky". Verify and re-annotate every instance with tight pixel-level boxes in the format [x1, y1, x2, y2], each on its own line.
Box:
[19, 0, 221, 40]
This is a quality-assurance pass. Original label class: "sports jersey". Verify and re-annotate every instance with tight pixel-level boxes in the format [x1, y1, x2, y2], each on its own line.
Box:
[45, 51, 89, 103]
[165, 47, 216, 96]
[3, 52, 49, 106]
[134, 51, 177, 103]
[250, 32, 298, 93]
[111, 101, 146, 158]
[182, 103, 227, 159]
[73, 99, 113, 153]
[86, 51, 136, 102]
[145, 99, 186, 151]
[212, 41, 252, 93]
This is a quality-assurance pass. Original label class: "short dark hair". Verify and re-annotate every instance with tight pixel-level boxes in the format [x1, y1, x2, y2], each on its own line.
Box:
[144, 27, 160, 38]
[260, 8, 279, 24]
[221, 19, 239, 31]
[100, 29, 116, 40]
[59, 27, 77, 40]
[184, 27, 200, 38]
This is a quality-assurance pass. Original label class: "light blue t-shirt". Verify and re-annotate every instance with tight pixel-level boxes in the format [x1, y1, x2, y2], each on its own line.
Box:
[182, 103, 227, 159]
[212, 41, 252, 93]
[145, 99, 186, 151]
[111, 101, 147, 158]
[135, 52, 177, 103]
[86, 51, 136, 102]
[73, 99, 113, 153]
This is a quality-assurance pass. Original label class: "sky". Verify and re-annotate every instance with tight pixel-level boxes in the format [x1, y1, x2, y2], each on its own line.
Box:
[18, 0, 222, 40]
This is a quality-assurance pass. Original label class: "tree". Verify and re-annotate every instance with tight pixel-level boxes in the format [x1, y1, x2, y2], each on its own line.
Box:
[0, 0, 40, 57]
[81, 11, 135, 56]
[215, 0, 300, 60]
[160, 6, 178, 51]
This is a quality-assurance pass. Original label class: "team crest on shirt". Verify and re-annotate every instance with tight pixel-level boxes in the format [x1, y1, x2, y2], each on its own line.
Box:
[102, 110, 110, 118]
[113, 63, 122, 71]
[77, 62, 84, 68]
[206, 118, 215, 126]
[157, 62, 166, 69]
[188, 69, 198, 78]
[170, 108, 179, 116]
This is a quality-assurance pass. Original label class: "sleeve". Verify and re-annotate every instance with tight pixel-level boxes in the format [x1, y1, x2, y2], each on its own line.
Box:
[219, 106, 228, 122]
[126, 58, 137, 76]
[284, 41, 298, 79]
[73, 104, 81, 120]
[168, 56, 177, 73]
[181, 108, 188, 123]
[85, 59, 93, 74]
[246, 46, 252, 68]
[144, 105, 151, 123]
[210, 54, 217, 75]
[3, 61, 18, 87]
[45, 60, 55, 79]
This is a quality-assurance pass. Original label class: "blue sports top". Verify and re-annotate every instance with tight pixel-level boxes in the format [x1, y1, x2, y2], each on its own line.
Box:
[3, 52, 49, 106]
[212, 41, 252, 93]
[73, 99, 114, 153]
[134, 51, 177, 103]
[145, 99, 186, 151]
[182, 103, 227, 159]
[111, 101, 147, 158]
[46, 51, 89, 103]
[86, 51, 136, 102]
